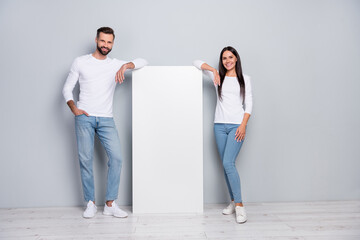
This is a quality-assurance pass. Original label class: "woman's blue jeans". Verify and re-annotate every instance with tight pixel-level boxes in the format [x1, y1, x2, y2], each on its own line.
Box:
[75, 115, 122, 202]
[214, 123, 244, 203]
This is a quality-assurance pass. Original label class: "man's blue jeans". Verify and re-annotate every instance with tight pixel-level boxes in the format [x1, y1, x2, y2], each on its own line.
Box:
[214, 123, 244, 204]
[75, 115, 122, 202]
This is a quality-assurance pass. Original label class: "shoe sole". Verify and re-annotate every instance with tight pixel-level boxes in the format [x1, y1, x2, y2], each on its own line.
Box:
[236, 219, 247, 224]
[103, 212, 128, 218]
[222, 211, 235, 215]
[83, 211, 97, 219]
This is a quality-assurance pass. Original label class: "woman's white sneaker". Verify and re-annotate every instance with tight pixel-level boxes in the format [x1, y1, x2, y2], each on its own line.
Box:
[235, 206, 247, 223]
[222, 201, 235, 215]
[103, 201, 128, 218]
[83, 200, 97, 218]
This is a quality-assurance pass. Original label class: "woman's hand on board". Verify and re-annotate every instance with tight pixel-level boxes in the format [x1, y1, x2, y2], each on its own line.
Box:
[212, 69, 220, 86]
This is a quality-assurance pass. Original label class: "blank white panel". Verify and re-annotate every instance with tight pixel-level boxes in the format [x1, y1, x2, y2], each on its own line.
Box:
[132, 66, 203, 214]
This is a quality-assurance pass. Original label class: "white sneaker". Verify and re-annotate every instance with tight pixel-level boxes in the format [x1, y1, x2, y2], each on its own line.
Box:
[103, 201, 128, 218]
[235, 206, 247, 223]
[222, 201, 235, 215]
[83, 200, 97, 218]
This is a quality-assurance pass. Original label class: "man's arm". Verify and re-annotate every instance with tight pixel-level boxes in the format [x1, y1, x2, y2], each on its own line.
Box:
[66, 100, 89, 116]
[63, 58, 88, 116]
[115, 58, 148, 84]
[115, 62, 135, 84]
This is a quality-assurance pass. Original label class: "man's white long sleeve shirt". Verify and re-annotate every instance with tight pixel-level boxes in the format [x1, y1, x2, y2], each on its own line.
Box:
[63, 54, 148, 117]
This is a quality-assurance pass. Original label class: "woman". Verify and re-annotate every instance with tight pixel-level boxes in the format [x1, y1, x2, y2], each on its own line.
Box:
[194, 46, 252, 224]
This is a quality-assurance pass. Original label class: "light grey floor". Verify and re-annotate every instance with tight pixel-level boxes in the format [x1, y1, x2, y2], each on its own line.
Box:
[1, 201, 359, 239]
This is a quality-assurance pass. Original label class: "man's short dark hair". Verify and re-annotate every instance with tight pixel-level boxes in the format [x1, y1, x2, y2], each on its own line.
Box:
[97, 27, 115, 39]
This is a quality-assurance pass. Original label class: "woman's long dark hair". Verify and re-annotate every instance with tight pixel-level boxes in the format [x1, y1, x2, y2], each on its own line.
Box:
[218, 46, 245, 103]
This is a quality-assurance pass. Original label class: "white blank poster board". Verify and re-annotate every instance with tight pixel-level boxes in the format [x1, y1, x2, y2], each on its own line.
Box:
[132, 66, 203, 214]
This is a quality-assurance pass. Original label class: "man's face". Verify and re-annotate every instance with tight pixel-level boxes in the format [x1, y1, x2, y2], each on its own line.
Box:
[96, 32, 114, 56]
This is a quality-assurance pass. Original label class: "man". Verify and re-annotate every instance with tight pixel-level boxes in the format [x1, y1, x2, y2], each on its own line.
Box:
[62, 27, 147, 218]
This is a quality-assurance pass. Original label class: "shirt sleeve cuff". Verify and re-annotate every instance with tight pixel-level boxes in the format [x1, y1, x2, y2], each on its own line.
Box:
[132, 58, 148, 69]
[193, 60, 205, 69]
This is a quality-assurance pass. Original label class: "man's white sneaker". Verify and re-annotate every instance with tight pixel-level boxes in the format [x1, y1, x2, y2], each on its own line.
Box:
[103, 201, 128, 218]
[222, 202, 235, 215]
[235, 206, 247, 223]
[83, 200, 97, 218]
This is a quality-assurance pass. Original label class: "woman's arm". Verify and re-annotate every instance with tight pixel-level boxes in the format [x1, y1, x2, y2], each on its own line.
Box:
[235, 76, 253, 142]
[235, 113, 251, 142]
[193, 60, 220, 86]
[244, 76, 253, 115]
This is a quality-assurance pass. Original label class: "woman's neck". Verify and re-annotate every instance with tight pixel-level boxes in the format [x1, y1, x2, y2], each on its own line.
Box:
[226, 69, 237, 77]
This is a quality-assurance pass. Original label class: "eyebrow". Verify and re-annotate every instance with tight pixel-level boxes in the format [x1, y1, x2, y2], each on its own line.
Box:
[100, 39, 113, 43]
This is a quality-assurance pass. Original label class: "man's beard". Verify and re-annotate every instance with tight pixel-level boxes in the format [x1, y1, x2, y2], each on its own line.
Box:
[97, 45, 112, 56]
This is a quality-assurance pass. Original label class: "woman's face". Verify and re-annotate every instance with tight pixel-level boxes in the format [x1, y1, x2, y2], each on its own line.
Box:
[222, 50, 237, 72]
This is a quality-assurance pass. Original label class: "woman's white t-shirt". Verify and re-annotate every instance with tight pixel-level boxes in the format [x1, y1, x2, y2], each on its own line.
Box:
[193, 60, 253, 124]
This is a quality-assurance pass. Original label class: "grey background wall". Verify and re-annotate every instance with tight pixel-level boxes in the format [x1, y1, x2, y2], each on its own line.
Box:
[0, 0, 359, 208]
